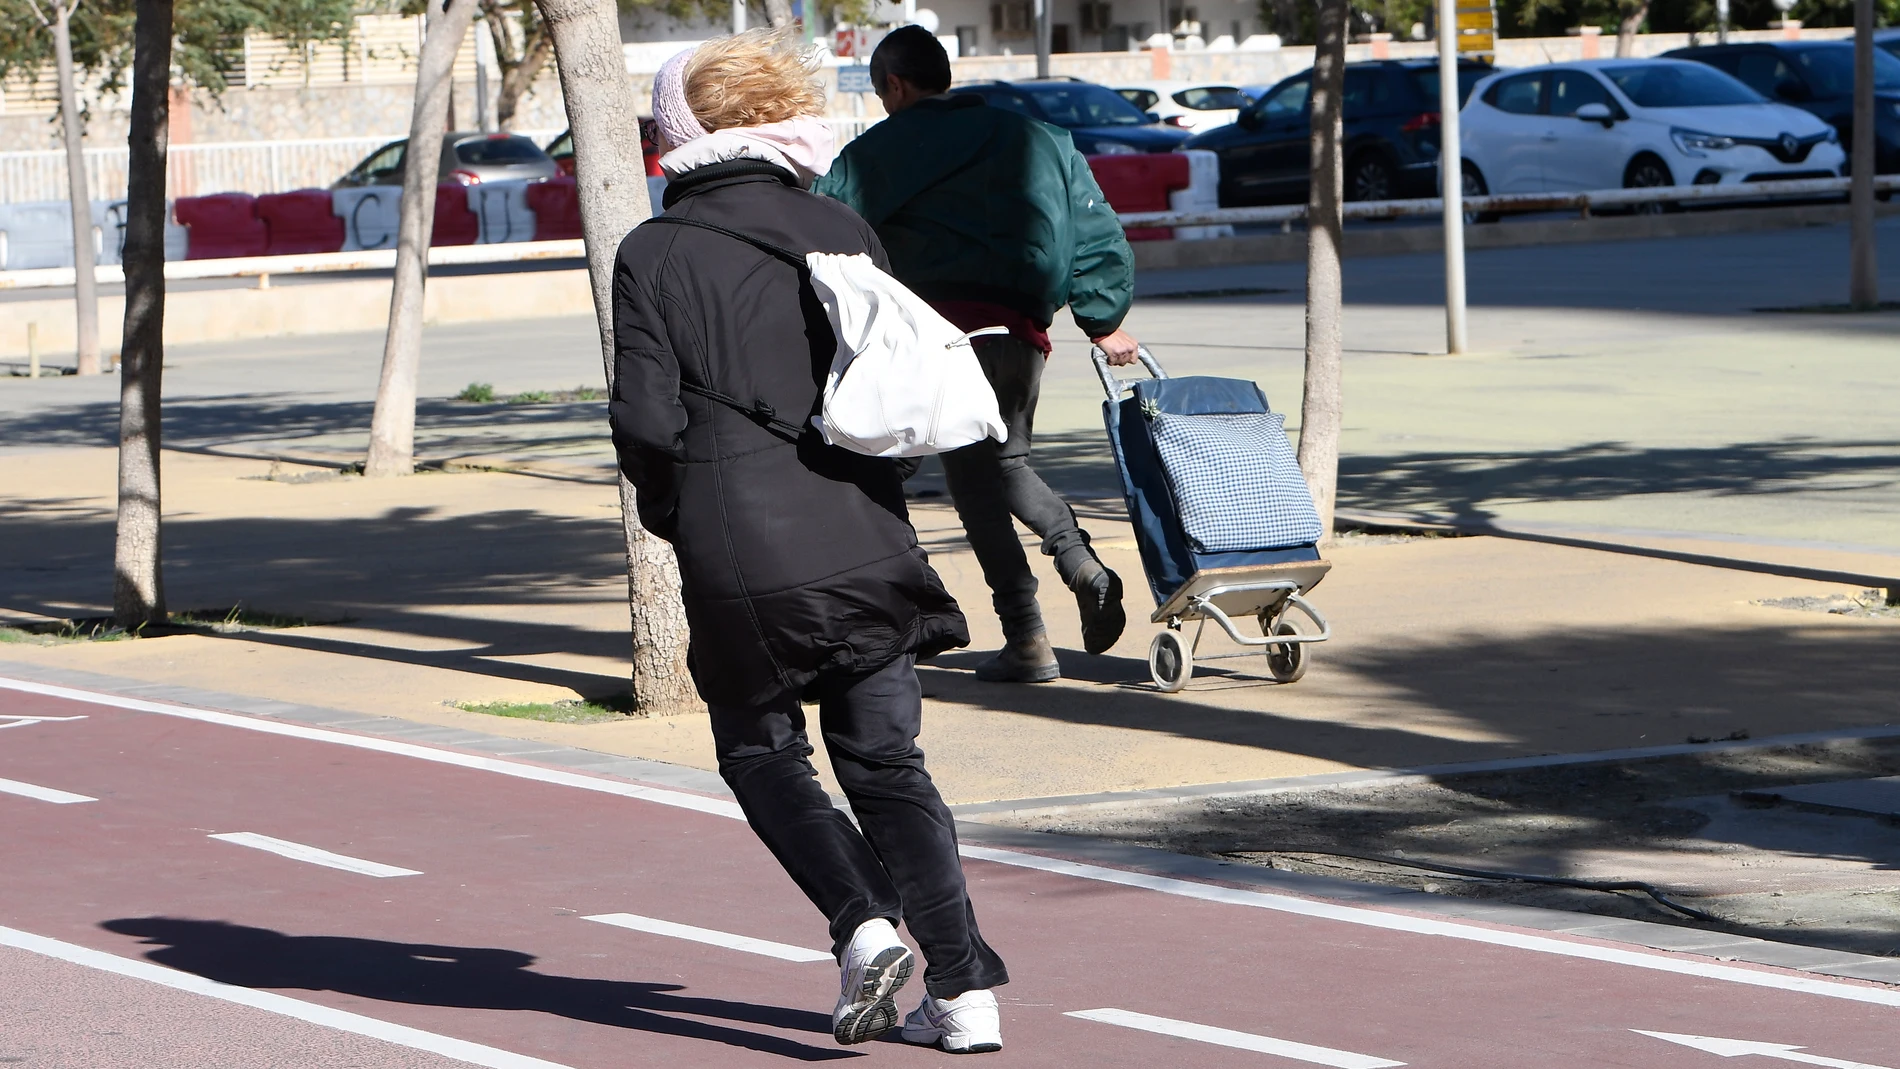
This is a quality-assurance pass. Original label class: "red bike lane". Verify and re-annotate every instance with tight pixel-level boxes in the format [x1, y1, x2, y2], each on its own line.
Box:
[2, 681, 1896, 1068]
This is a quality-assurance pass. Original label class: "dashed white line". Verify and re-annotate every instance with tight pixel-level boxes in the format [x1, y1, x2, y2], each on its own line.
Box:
[583, 913, 831, 962]
[208, 832, 421, 878]
[1067, 1008, 1406, 1068]
[0, 923, 575, 1069]
[0, 775, 96, 804]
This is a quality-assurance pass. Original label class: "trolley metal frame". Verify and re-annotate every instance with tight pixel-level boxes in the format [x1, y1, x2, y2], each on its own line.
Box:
[1095, 345, 1333, 692]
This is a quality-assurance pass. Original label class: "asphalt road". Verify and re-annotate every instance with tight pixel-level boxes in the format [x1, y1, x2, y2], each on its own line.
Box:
[3, 677, 1897, 1068]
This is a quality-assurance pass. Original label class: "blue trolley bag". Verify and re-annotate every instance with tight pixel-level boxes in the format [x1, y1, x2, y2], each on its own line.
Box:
[1098, 350, 1325, 610]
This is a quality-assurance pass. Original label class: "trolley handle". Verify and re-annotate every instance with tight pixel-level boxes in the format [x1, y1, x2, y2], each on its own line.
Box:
[1091, 344, 1166, 401]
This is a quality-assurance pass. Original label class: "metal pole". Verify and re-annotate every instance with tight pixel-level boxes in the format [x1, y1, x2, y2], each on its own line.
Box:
[1438, 0, 1467, 354]
[1716, 0, 1729, 44]
[1036, 0, 1051, 78]
[1849, 0, 1877, 310]
[732, 0, 746, 34]
[474, 24, 493, 132]
[27, 322, 39, 379]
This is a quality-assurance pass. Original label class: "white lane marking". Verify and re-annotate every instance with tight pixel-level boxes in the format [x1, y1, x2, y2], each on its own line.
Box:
[9, 674, 1900, 1010]
[0, 924, 576, 1069]
[208, 832, 421, 878]
[1068, 1008, 1405, 1068]
[0, 676, 743, 821]
[0, 775, 96, 804]
[583, 913, 831, 963]
[958, 845, 1900, 1009]
[1635, 1030, 1893, 1068]
[0, 714, 87, 730]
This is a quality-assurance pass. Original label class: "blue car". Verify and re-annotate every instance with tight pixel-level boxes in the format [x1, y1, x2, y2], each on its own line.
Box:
[1185, 58, 1495, 206]
[1663, 40, 1900, 174]
[951, 79, 1193, 155]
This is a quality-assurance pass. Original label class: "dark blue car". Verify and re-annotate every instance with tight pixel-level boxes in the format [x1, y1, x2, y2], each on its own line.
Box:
[1184, 58, 1495, 206]
[1662, 40, 1900, 174]
[951, 79, 1193, 155]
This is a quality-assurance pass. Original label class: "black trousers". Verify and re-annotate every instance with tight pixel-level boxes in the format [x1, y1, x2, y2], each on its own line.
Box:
[938, 335, 1096, 640]
[708, 655, 1009, 999]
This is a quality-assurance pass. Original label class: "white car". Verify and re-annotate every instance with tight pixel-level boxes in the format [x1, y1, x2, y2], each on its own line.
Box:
[1114, 82, 1250, 132]
[1459, 58, 1844, 199]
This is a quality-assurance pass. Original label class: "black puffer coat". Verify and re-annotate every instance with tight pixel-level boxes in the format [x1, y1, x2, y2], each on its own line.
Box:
[609, 160, 968, 708]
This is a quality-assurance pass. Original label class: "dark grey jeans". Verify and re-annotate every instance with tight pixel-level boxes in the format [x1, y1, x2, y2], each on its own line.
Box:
[707, 655, 1009, 999]
[939, 335, 1095, 640]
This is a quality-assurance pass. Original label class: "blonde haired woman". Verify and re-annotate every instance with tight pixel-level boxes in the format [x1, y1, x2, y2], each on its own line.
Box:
[608, 30, 1008, 1054]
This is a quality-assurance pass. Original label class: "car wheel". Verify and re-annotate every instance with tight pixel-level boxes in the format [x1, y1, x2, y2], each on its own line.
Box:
[1624, 154, 1676, 215]
[1346, 151, 1398, 203]
[1461, 164, 1499, 225]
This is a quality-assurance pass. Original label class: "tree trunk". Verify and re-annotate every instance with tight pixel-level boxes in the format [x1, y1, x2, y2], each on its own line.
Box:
[114, 0, 172, 629]
[1849, 0, 1877, 309]
[763, 0, 795, 28]
[363, 0, 479, 478]
[51, 6, 100, 377]
[1299, 0, 1348, 541]
[1615, 1, 1648, 57]
[492, 19, 553, 130]
[534, 0, 696, 716]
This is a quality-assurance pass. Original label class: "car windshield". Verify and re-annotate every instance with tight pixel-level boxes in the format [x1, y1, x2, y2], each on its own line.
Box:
[1022, 83, 1152, 126]
[1604, 63, 1762, 107]
[1792, 45, 1900, 95]
[454, 136, 547, 164]
[1408, 66, 1490, 107]
[545, 133, 571, 158]
[1175, 86, 1247, 110]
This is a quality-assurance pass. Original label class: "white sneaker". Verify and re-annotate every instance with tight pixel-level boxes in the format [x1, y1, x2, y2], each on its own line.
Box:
[832, 919, 914, 1045]
[900, 989, 1003, 1054]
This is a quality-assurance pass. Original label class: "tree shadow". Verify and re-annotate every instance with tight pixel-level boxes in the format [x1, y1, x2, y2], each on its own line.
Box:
[99, 917, 856, 1061]
[0, 392, 608, 461]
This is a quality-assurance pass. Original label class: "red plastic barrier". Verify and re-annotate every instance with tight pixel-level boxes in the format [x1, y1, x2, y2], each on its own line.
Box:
[255, 188, 344, 256]
[524, 177, 582, 241]
[431, 183, 479, 246]
[1087, 153, 1192, 241]
[174, 192, 268, 260]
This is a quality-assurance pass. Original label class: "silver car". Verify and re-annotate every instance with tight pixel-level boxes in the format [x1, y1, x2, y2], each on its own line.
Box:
[331, 132, 557, 189]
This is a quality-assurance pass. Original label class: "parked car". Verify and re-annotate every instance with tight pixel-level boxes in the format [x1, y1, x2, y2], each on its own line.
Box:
[332, 132, 556, 189]
[1880, 28, 1900, 62]
[952, 78, 1193, 154]
[1114, 81, 1251, 131]
[1184, 58, 1495, 206]
[1662, 40, 1900, 175]
[1461, 59, 1845, 203]
[545, 120, 663, 178]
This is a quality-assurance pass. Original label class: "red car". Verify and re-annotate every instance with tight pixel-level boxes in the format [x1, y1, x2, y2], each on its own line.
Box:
[544, 120, 663, 178]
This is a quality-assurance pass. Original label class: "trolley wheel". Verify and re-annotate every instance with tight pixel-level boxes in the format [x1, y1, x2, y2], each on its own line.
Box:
[1148, 630, 1192, 693]
[1264, 621, 1308, 684]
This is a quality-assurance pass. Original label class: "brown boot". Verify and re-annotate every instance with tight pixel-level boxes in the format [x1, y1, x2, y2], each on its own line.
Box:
[974, 630, 1060, 683]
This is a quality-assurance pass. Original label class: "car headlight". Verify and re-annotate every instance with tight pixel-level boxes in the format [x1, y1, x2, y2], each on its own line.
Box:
[1088, 141, 1140, 156]
[1671, 128, 1736, 155]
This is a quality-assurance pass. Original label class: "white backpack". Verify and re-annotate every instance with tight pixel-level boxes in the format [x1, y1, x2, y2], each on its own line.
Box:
[645, 216, 1007, 458]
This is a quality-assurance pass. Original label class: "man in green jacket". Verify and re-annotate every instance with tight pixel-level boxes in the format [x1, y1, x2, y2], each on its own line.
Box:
[817, 26, 1139, 686]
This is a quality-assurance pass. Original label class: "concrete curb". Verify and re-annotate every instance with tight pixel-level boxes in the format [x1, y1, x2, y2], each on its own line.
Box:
[1133, 200, 1900, 271]
[7, 656, 1897, 988]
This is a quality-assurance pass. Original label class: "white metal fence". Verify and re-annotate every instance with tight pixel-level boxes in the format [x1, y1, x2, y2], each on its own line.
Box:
[0, 131, 564, 205]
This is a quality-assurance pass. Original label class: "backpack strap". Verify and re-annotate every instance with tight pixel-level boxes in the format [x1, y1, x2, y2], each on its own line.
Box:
[640, 214, 813, 443]
[641, 214, 810, 273]
[676, 380, 807, 441]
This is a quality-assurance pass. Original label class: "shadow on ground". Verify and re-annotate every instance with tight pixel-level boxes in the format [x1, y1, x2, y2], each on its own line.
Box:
[100, 917, 854, 1060]
[1013, 430, 1900, 525]
[1016, 739, 1900, 958]
[0, 393, 607, 459]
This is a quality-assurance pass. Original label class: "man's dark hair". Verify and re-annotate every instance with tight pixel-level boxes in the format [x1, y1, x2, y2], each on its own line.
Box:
[869, 25, 952, 96]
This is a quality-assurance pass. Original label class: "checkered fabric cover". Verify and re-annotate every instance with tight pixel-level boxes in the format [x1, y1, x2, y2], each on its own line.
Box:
[1148, 410, 1323, 553]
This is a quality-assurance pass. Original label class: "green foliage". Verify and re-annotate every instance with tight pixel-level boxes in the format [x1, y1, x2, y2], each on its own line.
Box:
[1503, 0, 1896, 36]
[457, 381, 497, 402]
[506, 389, 554, 404]
[0, 0, 356, 99]
[454, 696, 638, 723]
